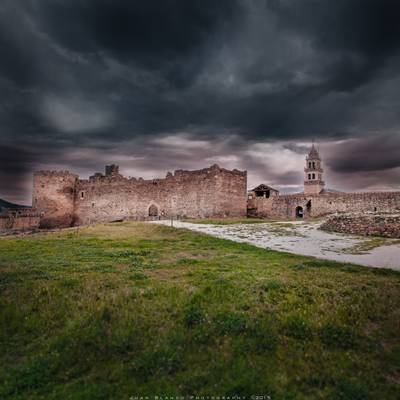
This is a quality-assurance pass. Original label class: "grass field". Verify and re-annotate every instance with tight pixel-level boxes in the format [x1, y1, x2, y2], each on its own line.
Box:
[1, 222, 400, 399]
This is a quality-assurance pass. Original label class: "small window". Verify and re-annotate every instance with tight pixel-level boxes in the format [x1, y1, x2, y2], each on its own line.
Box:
[81, 191, 84, 199]
[312, 173, 315, 179]
[374, 207, 377, 212]
[312, 162, 315, 168]
[308, 174, 311, 179]
[308, 162, 311, 168]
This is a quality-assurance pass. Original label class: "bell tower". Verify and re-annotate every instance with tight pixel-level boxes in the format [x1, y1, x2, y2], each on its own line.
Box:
[304, 143, 325, 194]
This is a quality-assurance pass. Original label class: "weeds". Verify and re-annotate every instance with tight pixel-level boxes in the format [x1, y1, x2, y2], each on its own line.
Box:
[0, 222, 399, 398]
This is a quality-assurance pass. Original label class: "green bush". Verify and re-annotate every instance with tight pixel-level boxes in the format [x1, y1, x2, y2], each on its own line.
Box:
[214, 312, 248, 335]
[319, 323, 356, 349]
[184, 303, 206, 327]
[284, 315, 314, 340]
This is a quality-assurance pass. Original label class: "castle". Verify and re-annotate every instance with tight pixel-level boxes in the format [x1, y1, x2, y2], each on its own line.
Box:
[247, 144, 400, 219]
[1, 144, 399, 232]
[32, 164, 247, 228]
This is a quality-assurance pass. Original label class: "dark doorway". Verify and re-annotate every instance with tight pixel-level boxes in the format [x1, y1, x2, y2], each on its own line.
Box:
[295, 206, 303, 218]
[148, 204, 158, 217]
[306, 200, 312, 213]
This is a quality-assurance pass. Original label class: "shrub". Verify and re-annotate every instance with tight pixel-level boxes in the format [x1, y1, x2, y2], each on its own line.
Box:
[214, 312, 248, 335]
[129, 272, 148, 281]
[319, 323, 356, 349]
[330, 379, 369, 400]
[284, 315, 314, 340]
[184, 304, 205, 327]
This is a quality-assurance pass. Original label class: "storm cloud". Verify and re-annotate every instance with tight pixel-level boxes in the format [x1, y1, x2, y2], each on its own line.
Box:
[0, 0, 399, 203]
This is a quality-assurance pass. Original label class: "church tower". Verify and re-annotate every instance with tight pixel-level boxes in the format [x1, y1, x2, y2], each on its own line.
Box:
[304, 143, 325, 194]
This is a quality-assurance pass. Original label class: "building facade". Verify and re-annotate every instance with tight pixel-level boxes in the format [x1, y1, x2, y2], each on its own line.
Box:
[304, 144, 325, 195]
[12, 143, 399, 231]
[248, 145, 400, 219]
[33, 164, 248, 228]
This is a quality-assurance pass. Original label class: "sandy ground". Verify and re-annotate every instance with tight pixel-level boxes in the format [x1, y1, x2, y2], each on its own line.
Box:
[151, 220, 400, 270]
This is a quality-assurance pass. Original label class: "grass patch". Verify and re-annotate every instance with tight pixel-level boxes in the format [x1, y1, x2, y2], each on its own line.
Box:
[343, 237, 400, 254]
[0, 221, 399, 398]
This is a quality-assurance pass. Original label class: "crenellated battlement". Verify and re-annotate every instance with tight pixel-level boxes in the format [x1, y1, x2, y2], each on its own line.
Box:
[33, 164, 247, 227]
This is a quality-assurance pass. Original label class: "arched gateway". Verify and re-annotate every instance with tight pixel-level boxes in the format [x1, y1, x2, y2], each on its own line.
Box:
[148, 204, 159, 217]
[295, 206, 303, 218]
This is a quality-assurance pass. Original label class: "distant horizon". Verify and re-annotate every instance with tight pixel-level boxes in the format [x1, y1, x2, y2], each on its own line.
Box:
[3, 141, 400, 207]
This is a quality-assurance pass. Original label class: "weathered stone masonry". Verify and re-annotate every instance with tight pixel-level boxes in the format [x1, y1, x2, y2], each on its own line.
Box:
[248, 144, 400, 219]
[0, 209, 40, 233]
[250, 191, 400, 219]
[33, 164, 247, 228]
[320, 214, 400, 238]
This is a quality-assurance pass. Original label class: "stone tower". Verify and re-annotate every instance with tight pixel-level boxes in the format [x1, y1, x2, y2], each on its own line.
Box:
[304, 144, 325, 194]
[32, 171, 78, 228]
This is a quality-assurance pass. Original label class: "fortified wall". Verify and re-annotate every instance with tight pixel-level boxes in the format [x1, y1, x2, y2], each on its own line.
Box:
[33, 164, 247, 228]
[33, 171, 78, 228]
[0, 209, 40, 233]
[248, 144, 400, 219]
[248, 191, 400, 219]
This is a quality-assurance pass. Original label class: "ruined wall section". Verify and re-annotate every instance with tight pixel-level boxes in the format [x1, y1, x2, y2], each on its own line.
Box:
[320, 213, 400, 238]
[32, 171, 78, 228]
[247, 191, 279, 218]
[214, 168, 247, 217]
[310, 192, 400, 217]
[0, 209, 40, 233]
[250, 192, 400, 219]
[73, 165, 247, 225]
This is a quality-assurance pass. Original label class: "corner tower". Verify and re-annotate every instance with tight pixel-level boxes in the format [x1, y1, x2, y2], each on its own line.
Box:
[32, 171, 78, 228]
[304, 144, 325, 194]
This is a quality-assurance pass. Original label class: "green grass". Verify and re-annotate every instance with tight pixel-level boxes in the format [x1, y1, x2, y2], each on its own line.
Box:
[0, 222, 400, 399]
[183, 217, 267, 225]
[343, 236, 400, 254]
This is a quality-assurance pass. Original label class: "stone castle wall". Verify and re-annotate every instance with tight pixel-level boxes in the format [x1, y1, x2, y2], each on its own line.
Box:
[33, 164, 247, 227]
[0, 209, 40, 233]
[320, 213, 400, 238]
[33, 171, 78, 228]
[249, 192, 400, 219]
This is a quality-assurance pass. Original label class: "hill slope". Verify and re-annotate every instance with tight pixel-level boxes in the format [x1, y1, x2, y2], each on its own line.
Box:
[0, 198, 28, 212]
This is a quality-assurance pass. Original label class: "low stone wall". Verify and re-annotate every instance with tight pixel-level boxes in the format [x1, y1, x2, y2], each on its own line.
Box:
[0, 209, 41, 233]
[320, 213, 400, 238]
[248, 191, 400, 220]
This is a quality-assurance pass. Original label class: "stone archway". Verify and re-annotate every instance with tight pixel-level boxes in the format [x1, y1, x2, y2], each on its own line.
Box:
[148, 204, 159, 217]
[295, 206, 303, 218]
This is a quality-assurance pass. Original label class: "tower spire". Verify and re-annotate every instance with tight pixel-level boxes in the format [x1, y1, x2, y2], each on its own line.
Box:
[304, 143, 325, 194]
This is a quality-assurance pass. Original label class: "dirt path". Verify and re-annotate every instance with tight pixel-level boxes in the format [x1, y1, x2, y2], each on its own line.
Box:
[152, 220, 400, 270]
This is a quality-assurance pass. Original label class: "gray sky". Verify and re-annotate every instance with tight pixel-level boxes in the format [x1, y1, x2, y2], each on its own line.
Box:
[1, 0, 400, 204]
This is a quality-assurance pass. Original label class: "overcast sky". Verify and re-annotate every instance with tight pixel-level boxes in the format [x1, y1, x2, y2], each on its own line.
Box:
[1, 0, 400, 204]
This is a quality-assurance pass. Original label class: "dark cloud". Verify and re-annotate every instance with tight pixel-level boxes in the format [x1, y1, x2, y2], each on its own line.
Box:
[269, 0, 400, 91]
[33, 0, 242, 88]
[325, 135, 400, 173]
[0, 0, 399, 203]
